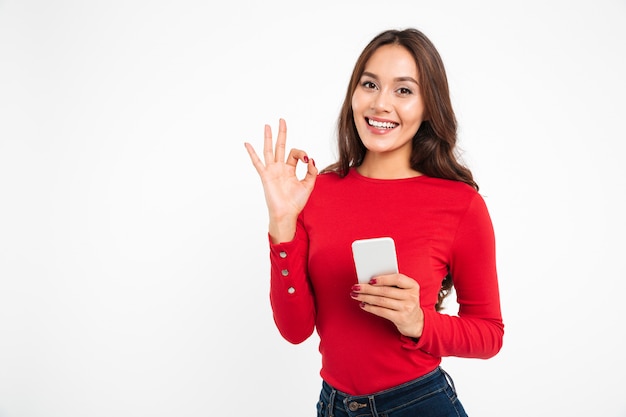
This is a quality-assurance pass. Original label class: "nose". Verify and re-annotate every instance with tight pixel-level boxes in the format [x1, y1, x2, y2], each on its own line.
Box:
[371, 90, 392, 112]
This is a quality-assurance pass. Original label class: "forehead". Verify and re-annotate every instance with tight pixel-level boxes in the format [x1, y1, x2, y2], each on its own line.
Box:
[363, 44, 418, 78]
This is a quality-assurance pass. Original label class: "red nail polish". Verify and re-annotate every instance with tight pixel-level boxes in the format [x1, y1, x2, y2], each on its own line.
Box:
[360, 302, 366, 308]
[312, 158, 316, 167]
[369, 278, 377, 285]
[350, 291, 358, 298]
[351, 284, 360, 291]
[303, 156, 309, 163]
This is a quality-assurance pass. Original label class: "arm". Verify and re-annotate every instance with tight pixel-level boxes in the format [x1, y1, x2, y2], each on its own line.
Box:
[415, 193, 504, 358]
[268, 219, 316, 344]
[244, 118, 318, 344]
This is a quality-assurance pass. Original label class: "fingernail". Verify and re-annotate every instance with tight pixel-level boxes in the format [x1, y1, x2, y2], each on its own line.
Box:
[369, 278, 377, 285]
[351, 284, 360, 291]
[303, 156, 309, 163]
[312, 158, 316, 167]
[360, 302, 366, 308]
[350, 291, 358, 298]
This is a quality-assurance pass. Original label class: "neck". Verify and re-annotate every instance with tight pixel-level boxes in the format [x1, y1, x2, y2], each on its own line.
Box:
[357, 153, 421, 179]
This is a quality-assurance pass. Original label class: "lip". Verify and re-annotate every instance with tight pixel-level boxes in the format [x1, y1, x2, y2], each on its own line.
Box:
[365, 117, 399, 133]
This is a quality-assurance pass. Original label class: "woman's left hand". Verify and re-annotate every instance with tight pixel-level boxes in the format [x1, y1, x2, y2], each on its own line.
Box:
[350, 274, 424, 339]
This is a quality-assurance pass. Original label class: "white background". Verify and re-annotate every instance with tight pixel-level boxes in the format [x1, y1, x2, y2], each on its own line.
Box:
[1, 0, 625, 416]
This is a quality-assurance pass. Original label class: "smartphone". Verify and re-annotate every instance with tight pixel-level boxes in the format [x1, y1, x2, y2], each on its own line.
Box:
[351, 237, 399, 284]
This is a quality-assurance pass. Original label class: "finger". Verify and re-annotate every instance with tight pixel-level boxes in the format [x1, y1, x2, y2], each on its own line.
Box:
[359, 285, 404, 303]
[359, 303, 403, 322]
[370, 273, 418, 290]
[301, 157, 319, 190]
[352, 283, 400, 304]
[357, 293, 402, 310]
[285, 148, 309, 168]
[244, 142, 265, 175]
[263, 124, 274, 165]
[274, 118, 287, 163]
[356, 285, 420, 312]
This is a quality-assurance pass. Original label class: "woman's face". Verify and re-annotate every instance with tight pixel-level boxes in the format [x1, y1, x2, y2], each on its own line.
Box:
[351, 44, 426, 159]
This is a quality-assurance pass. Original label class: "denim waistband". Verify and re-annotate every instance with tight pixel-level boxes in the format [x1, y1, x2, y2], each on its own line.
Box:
[320, 367, 456, 416]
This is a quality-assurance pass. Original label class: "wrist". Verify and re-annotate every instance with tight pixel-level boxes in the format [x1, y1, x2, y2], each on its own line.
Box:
[400, 311, 424, 339]
[268, 216, 298, 244]
[404, 324, 423, 339]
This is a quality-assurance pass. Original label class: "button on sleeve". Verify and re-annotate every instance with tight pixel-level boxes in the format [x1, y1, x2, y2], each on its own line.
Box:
[266, 230, 315, 343]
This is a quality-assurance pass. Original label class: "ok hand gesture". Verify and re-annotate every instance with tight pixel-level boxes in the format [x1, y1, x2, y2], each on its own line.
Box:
[244, 119, 318, 243]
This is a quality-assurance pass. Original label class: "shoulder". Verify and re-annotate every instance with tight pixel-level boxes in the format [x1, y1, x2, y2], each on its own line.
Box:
[311, 170, 348, 192]
[420, 176, 480, 203]
[315, 170, 344, 184]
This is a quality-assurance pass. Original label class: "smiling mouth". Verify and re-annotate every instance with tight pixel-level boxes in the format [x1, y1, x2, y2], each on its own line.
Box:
[367, 118, 398, 129]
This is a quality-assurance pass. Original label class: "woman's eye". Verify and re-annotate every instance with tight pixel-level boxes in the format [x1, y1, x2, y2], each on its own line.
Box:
[397, 87, 413, 95]
[362, 81, 377, 89]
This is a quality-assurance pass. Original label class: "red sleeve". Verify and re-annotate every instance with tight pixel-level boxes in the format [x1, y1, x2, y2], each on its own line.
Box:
[267, 218, 316, 344]
[414, 193, 504, 358]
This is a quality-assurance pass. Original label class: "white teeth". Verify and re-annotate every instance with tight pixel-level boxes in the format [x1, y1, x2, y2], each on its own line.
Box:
[368, 119, 397, 129]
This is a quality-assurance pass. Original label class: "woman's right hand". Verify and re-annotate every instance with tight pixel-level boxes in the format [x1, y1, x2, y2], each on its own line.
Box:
[244, 118, 318, 243]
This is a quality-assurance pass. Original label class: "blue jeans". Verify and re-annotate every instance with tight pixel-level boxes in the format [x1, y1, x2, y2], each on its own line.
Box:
[316, 367, 468, 417]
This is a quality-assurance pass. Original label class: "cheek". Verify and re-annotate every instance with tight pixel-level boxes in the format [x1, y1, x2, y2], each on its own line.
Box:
[402, 101, 426, 124]
[351, 91, 366, 115]
[350, 99, 358, 116]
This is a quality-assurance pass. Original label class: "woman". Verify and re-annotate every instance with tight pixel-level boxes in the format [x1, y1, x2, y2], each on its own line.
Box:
[245, 28, 503, 417]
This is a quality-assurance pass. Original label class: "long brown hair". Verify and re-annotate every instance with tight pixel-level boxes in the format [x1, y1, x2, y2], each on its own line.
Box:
[322, 28, 477, 311]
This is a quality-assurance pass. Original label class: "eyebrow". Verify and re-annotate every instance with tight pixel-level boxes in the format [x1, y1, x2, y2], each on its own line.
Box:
[362, 71, 419, 85]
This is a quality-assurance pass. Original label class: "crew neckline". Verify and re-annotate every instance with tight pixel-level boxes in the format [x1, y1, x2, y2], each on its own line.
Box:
[349, 167, 428, 183]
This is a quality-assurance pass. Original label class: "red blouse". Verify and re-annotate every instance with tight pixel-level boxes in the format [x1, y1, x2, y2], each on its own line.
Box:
[268, 169, 504, 395]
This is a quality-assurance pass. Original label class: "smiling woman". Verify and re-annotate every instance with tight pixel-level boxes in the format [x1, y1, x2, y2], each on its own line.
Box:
[245, 28, 503, 417]
[1, 1, 626, 416]
[351, 44, 426, 178]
